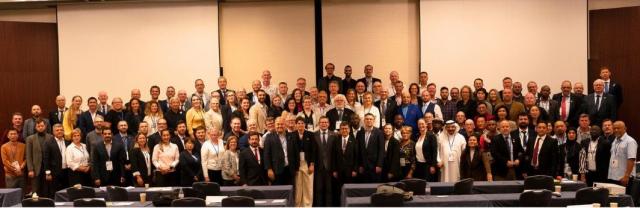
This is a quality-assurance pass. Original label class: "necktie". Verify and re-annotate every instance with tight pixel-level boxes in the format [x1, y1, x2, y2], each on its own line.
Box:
[253, 148, 260, 164]
[338, 110, 343, 120]
[521, 130, 528, 150]
[506, 136, 513, 161]
[532, 137, 541, 167]
[561, 96, 567, 121]
[102, 106, 106, 114]
[58, 110, 63, 121]
[605, 82, 609, 93]
[359, 95, 363, 103]
[381, 101, 386, 114]
[342, 138, 347, 152]
[322, 132, 327, 146]
[595, 95, 601, 110]
[365, 130, 371, 148]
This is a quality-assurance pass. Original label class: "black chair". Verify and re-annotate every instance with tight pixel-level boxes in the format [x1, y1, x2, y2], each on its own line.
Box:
[182, 187, 206, 199]
[171, 197, 206, 207]
[107, 186, 129, 201]
[66, 186, 96, 201]
[73, 198, 107, 207]
[400, 178, 427, 195]
[453, 178, 474, 195]
[523, 175, 555, 191]
[519, 189, 552, 207]
[370, 192, 404, 207]
[222, 196, 256, 207]
[575, 187, 610, 206]
[21, 198, 55, 207]
[192, 182, 221, 196]
[152, 194, 176, 207]
[236, 188, 266, 199]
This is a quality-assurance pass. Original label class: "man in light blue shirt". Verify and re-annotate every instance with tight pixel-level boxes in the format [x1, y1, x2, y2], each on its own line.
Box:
[607, 121, 637, 187]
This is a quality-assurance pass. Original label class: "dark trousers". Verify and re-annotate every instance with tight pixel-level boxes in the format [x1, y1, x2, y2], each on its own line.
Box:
[155, 171, 176, 187]
[313, 167, 333, 206]
[273, 167, 292, 185]
[414, 162, 436, 182]
[208, 170, 223, 185]
[69, 169, 91, 187]
[586, 171, 606, 187]
[360, 166, 381, 183]
[223, 180, 237, 186]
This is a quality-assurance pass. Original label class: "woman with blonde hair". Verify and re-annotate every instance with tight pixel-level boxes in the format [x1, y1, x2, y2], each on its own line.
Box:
[143, 100, 164, 136]
[186, 95, 206, 136]
[204, 98, 223, 132]
[63, 95, 83, 140]
[130, 133, 153, 186]
[65, 128, 91, 186]
[221, 136, 240, 186]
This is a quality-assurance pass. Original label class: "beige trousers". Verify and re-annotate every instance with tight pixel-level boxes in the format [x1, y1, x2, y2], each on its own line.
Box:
[295, 158, 314, 207]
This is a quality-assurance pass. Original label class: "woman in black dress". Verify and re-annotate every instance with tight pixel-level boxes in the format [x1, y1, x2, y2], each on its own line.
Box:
[179, 138, 203, 186]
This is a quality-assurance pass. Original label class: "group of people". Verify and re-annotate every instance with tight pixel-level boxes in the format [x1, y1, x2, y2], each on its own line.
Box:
[0, 64, 636, 207]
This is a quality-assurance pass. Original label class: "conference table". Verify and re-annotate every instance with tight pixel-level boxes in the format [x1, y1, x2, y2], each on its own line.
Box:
[345, 192, 635, 207]
[54, 185, 293, 206]
[341, 180, 587, 206]
[0, 188, 23, 207]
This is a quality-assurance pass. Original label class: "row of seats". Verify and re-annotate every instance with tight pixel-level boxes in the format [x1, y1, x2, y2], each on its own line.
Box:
[21, 196, 256, 207]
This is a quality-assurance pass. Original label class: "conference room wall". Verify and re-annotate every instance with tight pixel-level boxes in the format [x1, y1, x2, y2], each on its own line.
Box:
[0, 8, 57, 23]
[219, 0, 316, 91]
[322, 0, 420, 87]
[57, 2, 220, 104]
[420, 0, 588, 93]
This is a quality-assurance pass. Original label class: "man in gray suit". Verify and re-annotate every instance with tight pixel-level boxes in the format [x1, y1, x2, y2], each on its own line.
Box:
[26, 119, 52, 196]
[23, 105, 51, 138]
[313, 116, 337, 206]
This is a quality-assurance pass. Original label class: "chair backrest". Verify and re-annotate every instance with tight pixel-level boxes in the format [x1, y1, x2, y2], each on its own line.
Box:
[523, 175, 555, 191]
[575, 187, 610, 206]
[221, 196, 256, 207]
[192, 182, 221, 196]
[370, 192, 404, 207]
[73, 198, 107, 207]
[236, 188, 266, 199]
[453, 178, 474, 195]
[21, 198, 55, 207]
[400, 179, 427, 195]
[182, 187, 206, 199]
[171, 197, 206, 207]
[519, 189, 552, 207]
[107, 186, 129, 201]
[67, 186, 96, 201]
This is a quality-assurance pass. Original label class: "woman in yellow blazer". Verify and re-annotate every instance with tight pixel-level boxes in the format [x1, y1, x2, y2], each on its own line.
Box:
[63, 95, 83, 140]
[186, 95, 206, 136]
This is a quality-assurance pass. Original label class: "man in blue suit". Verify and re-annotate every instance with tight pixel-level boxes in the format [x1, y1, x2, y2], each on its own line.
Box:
[397, 92, 423, 137]
[78, 97, 105, 138]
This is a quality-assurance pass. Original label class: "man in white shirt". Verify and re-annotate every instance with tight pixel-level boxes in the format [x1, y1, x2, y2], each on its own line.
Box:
[43, 124, 69, 197]
[261, 70, 277, 96]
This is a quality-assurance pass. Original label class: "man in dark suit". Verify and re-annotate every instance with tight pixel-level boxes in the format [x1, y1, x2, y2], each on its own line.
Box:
[600, 67, 623, 108]
[313, 117, 335, 206]
[113, 121, 135, 186]
[584, 79, 617, 126]
[247, 80, 272, 107]
[164, 98, 186, 133]
[357, 65, 381, 92]
[552, 80, 584, 128]
[318, 63, 343, 93]
[49, 95, 67, 125]
[382, 127, 400, 182]
[375, 87, 398, 127]
[492, 120, 524, 181]
[579, 125, 611, 186]
[341, 65, 357, 94]
[170, 121, 201, 154]
[239, 132, 267, 186]
[527, 122, 559, 178]
[215, 77, 229, 106]
[147, 119, 167, 159]
[78, 97, 104, 138]
[263, 117, 292, 185]
[332, 122, 358, 206]
[326, 95, 355, 131]
[357, 113, 385, 183]
[512, 113, 535, 179]
[42, 124, 70, 197]
[536, 85, 560, 122]
[105, 98, 127, 133]
[91, 128, 126, 187]
[398, 92, 423, 136]
[159, 86, 175, 113]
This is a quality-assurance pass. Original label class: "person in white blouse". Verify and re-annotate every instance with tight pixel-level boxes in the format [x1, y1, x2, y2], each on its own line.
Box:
[202, 127, 226, 184]
[65, 129, 91, 186]
[357, 92, 381, 128]
[152, 129, 179, 187]
[204, 98, 223, 132]
[221, 136, 241, 186]
[297, 96, 320, 131]
[143, 101, 164, 136]
[130, 133, 153, 187]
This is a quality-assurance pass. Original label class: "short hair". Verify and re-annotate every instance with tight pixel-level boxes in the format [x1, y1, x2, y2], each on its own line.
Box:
[503, 77, 512, 81]
[600, 66, 610, 71]
[319, 116, 329, 122]
[364, 113, 375, 118]
[427, 83, 436, 88]
[249, 131, 261, 138]
[194, 126, 206, 133]
[53, 123, 63, 129]
[339, 122, 350, 128]
[440, 86, 449, 91]
[579, 113, 590, 119]
[517, 112, 529, 118]
[150, 85, 160, 91]
[35, 118, 45, 125]
[419, 71, 428, 76]
[295, 116, 305, 123]
[474, 78, 484, 83]
[297, 77, 306, 82]
[87, 97, 97, 103]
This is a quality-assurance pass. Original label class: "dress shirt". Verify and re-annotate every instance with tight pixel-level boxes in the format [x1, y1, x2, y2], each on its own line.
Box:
[201, 139, 225, 177]
[55, 137, 67, 169]
[152, 143, 180, 170]
[65, 143, 88, 171]
[415, 135, 426, 163]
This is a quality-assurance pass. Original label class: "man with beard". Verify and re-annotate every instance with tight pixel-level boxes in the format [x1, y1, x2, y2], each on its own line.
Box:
[578, 125, 611, 186]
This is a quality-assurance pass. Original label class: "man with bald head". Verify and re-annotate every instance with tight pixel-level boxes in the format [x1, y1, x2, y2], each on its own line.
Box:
[192, 79, 211, 111]
[357, 65, 381, 92]
[318, 63, 343, 93]
[248, 79, 271, 107]
[24, 105, 51, 138]
[126, 89, 145, 111]
[552, 80, 584, 128]
[536, 85, 560, 122]
[49, 95, 67, 125]
[397, 91, 423, 136]
[387, 71, 400, 97]
[106, 97, 127, 133]
[261, 70, 277, 96]
[584, 79, 617, 126]
[177, 90, 191, 111]
[97, 92, 111, 115]
[607, 121, 636, 187]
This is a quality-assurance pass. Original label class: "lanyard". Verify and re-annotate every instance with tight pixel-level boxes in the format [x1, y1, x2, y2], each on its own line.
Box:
[448, 135, 456, 151]
[613, 138, 623, 157]
[212, 142, 220, 156]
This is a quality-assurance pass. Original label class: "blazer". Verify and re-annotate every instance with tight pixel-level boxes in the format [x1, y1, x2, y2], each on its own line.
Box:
[356, 77, 382, 91]
[215, 89, 230, 106]
[26, 133, 51, 175]
[170, 136, 202, 155]
[374, 98, 398, 127]
[77, 111, 104, 138]
[263, 132, 290, 174]
[49, 108, 67, 125]
[159, 99, 170, 113]
[42, 137, 70, 177]
[22, 117, 51, 139]
[397, 104, 423, 136]
[525, 135, 559, 177]
[105, 110, 127, 133]
[580, 137, 611, 174]
[332, 135, 358, 176]
[1, 142, 26, 177]
[97, 104, 112, 115]
[318, 75, 343, 93]
[558, 140, 581, 177]
[113, 133, 135, 155]
[314, 130, 335, 172]
[179, 151, 203, 182]
[91, 142, 126, 183]
[511, 127, 536, 152]
[249, 102, 269, 133]
[356, 128, 385, 170]
[342, 78, 357, 94]
[326, 108, 355, 131]
[239, 147, 267, 186]
[583, 93, 617, 126]
[163, 109, 186, 133]
[221, 150, 239, 181]
[415, 133, 438, 168]
[247, 92, 271, 107]
[552, 93, 584, 127]
[606, 81, 623, 107]
[129, 148, 153, 177]
[491, 133, 525, 177]
[288, 131, 316, 173]
[494, 101, 526, 122]
[220, 105, 234, 133]
[460, 147, 489, 181]
[382, 138, 401, 179]
[536, 99, 560, 123]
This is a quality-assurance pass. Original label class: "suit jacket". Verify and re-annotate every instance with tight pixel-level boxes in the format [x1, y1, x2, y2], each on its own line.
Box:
[460, 147, 488, 181]
[326, 108, 355, 131]
[91, 141, 126, 183]
[129, 148, 153, 177]
[314, 130, 335, 172]
[332, 135, 358, 177]
[97, 104, 112, 115]
[263, 132, 290, 174]
[288, 131, 317, 174]
[239, 147, 267, 185]
[85, 130, 102, 154]
[215, 89, 230, 106]
[249, 102, 269, 133]
[318, 75, 343, 93]
[491, 133, 525, 177]
[375, 98, 398, 127]
[526, 135, 559, 177]
[495, 101, 526, 121]
[179, 151, 203, 182]
[105, 110, 127, 133]
[42, 137, 70, 177]
[49, 108, 67, 125]
[357, 77, 382, 92]
[164, 109, 186, 133]
[341, 78, 357, 94]
[356, 128, 385, 170]
[536, 99, 560, 123]
[220, 105, 234, 133]
[113, 133, 135, 158]
[147, 132, 162, 159]
[512, 127, 536, 152]
[77, 111, 104, 138]
[552, 93, 584, 127]
[397, 104, 423, 136]
[247, 92, 271, 107]
[159, 99, 170, 113]
[170, 136, 202, 155]
[382, 138, 401, 179]
[580, 137, 611, 175]
[606, 81, 623, 107]
[26, 133, 51, 175]
[416, 133, 438, 167]
[558, 140, 581, 177]
[191, 93, 210, 111]
[583, 93, 617, 126]
[22, 117, 51, 139]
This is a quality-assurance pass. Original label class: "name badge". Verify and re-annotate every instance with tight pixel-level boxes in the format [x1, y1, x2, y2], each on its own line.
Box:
[106, 161, 113, 171]
[307, 124, 314, 130]
[381, 119, 386, 126]
[448, 153, 455, 162]
[300, 152, 305, 161]
[335, 121, 342, 131]
[400, 158, 406, 167]
[611, 160, 619, 168]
